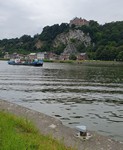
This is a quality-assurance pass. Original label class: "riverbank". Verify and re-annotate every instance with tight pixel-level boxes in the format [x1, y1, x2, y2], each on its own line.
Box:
[0, 111, 73, 150]
[1, 58, 123, 66]
[0, 99, 123, 150]
[43, 59, 123, 66]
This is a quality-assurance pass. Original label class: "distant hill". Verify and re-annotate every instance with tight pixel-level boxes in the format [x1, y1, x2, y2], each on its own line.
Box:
[0, 18, 123, 61]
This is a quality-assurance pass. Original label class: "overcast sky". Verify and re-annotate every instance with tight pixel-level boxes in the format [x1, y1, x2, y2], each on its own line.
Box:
[0, 0, 123, 39]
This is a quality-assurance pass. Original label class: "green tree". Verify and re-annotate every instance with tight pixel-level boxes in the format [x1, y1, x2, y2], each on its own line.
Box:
[69, 54, 77, 60]
[76, 43, 86, 52]
[0, 51, 4, 57]
[117, 51, 123, 61]
[53, 43, 66, 55]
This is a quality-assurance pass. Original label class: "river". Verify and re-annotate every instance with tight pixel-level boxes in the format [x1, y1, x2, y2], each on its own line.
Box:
[0, 60, 123, 141]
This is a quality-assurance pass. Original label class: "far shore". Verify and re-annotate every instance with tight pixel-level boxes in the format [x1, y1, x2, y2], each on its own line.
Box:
[0, 99, 123, 150]
[1, 58, 123, 66]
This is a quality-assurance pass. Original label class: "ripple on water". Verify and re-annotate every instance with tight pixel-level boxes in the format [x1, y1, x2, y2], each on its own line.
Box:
[0, 61, 123, 141]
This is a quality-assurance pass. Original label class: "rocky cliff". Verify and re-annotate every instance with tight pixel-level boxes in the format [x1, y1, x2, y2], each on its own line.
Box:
[52, 29, 91, 54]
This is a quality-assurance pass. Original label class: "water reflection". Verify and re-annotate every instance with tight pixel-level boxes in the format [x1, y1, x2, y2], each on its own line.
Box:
[0, 61, 123, 141]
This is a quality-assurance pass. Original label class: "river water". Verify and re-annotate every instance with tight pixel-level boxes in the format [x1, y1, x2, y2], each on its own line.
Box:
[0, 61, 123, 141]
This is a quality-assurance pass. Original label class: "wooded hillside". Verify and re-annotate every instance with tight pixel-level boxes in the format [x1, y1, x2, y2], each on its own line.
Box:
[0, 20, 123, 61]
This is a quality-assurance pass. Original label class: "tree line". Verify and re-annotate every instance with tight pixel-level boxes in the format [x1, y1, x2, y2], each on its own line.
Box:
[0, 20, 123, 61]
[78, 20, 123, 61]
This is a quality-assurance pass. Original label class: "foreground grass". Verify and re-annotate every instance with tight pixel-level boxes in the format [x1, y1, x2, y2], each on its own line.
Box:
[0, 111, 74, 150]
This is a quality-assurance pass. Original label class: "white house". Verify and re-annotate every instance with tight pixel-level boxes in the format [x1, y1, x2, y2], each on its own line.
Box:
[37, 52, 45, 60]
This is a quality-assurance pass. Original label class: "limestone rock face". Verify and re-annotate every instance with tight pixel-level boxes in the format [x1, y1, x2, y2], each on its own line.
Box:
[53, 29, 91, 48]
[35, 29, 91, 54]
[63, 44, 77, 54]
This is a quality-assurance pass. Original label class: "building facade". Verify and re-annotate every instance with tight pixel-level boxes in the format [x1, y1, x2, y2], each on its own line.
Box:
[70, 17, 89, 27]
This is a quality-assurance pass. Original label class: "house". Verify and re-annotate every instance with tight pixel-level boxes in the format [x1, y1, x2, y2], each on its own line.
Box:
[44, 52, 58, 60]
[59, 53, 70, 60]
[4, 52, 10, 59]
[28, 53, 37, 60]
[77, 53, 88, 60]
[37, 52, 45, 60]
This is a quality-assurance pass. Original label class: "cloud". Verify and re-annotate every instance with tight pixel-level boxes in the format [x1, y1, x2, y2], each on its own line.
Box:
[0, 0, 123, 39]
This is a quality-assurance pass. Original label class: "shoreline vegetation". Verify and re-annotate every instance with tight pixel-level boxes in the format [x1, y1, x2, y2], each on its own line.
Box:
[0, 110, 74, 150]
[1, 58, 123, 66]
[43, 59, 123, 65]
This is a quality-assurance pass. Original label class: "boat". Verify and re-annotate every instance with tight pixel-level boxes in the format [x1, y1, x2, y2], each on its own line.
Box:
[8, 59, 43, 66]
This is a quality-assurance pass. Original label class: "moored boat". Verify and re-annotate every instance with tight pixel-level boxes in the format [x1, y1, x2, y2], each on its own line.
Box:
[8, 59, 43, 66]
